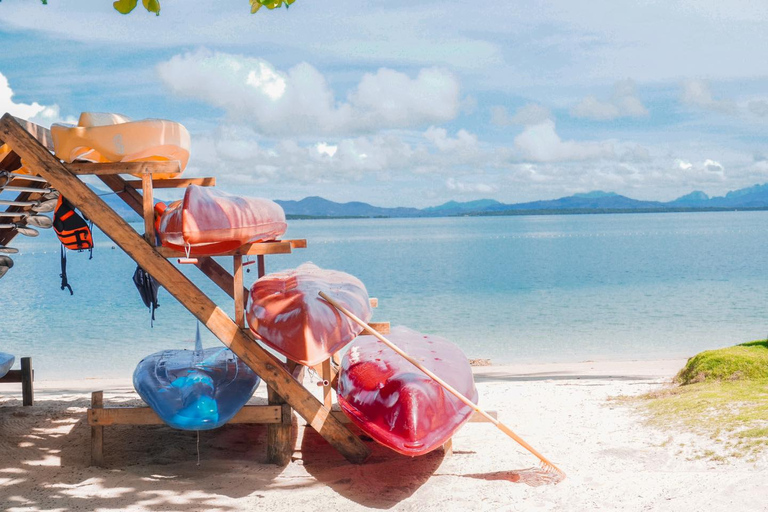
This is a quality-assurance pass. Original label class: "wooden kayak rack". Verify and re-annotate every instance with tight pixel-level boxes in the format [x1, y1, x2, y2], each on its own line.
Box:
[0, 114, 492, 468]
[0, 113, 375, 465]
[0, 357, 34, 406]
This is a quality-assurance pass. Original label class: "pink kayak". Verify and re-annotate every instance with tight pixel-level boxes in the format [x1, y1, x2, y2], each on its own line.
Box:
[246, 263, 372, 366]
[157, 185, 287, 255]
[337, 326, 478, 456]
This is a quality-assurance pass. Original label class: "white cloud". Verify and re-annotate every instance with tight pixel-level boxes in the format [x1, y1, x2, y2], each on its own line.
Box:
[0, 72, 72, 126]
[491, 103, 551, 126]
[446, 178, 495, 193]
[513, 119, 615, 162]
[157, 49, 461, 137]
[681, 79, 737, 114]
[424, 127, 479, 154]
[570, 79, 649, 120]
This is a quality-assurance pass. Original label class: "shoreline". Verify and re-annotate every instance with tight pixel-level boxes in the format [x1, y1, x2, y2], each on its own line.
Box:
[4, 357, 766, 511]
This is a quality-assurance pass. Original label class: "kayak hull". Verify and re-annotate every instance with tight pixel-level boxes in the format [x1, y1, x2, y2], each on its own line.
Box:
[158, 185, 287, 255]
[337, 326, 478, 456]
[133, 347, 261, 431]
[51, 112, 190, 179]
[246, 263, 372, 366]
[0, 352, 14, 379]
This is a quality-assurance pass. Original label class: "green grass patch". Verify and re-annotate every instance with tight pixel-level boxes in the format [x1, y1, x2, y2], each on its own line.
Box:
[676, 340, 768, 384]
[626, 340, 768, 461]
[635, 379, 768, 460]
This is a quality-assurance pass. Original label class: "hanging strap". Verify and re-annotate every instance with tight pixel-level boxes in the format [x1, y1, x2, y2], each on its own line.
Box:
[60, 245, 73, 295]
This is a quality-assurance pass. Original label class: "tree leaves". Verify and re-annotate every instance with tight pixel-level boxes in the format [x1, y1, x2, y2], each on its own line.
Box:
[112, 0, 296, 16]
[250, 0, 295, 13]
[113, 0, 138, 15]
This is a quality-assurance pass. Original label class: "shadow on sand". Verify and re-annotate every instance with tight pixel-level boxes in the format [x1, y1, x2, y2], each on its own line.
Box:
[0, 394, 297, 510]
[300, 427, 444, 509]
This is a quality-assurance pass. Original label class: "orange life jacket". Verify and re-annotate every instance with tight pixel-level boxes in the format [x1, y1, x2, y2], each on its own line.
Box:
[53, 196, 93, 295]
[53, 196, 93, 250]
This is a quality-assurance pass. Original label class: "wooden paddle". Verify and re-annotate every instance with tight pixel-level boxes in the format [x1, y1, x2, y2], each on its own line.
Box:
[319, 291, 565, 480]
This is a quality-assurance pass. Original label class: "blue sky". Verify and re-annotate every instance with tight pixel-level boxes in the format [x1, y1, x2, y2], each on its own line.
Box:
[1, 0, 767, 207]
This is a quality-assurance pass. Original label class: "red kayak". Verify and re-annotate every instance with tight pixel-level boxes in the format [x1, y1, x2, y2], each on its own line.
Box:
[246, 263, 372, 366]
[337, 326, 478, 456]
[157, 185, 287, 255]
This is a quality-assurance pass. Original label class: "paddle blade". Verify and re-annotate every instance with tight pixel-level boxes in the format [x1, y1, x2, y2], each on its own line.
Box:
[15, 226, 39, 237]
[0, 247, 19, 254]
[24, 215, 53, 229]
[31, 198, 57, 213]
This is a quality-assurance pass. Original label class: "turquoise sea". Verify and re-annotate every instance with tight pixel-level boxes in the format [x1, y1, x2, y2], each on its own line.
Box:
[2, 211, 768, 380]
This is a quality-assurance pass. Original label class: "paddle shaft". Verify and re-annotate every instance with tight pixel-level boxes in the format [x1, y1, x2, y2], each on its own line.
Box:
[319, 291, 563, 474]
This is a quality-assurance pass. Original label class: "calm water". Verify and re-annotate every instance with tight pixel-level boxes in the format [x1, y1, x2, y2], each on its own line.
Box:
[2, 211, 768, 379]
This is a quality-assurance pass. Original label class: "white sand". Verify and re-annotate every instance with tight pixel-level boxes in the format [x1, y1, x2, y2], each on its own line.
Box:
[2, 359, 767, 511]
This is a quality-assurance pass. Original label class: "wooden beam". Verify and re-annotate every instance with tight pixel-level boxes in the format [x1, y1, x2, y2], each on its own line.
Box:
[88, 403, 283, 426]
[0, 114, 369, 464]
[66, 161, 182, 176]
[141, 174, 154, 244]
[124, 177, 216, 189]
[322, 358, 333, 409]
[11, 117, 54, 150]
[154, 240, 296, 258]
[363, 322, 390, 335]
[95, 174, 249, 303]
[233, 254, 245, 328]
[20, 357, 33, 406]
[91, 391, 104, 466]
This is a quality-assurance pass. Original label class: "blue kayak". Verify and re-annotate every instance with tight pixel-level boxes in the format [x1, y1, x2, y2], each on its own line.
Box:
[133, 325, 260, 430]
[0, 352, 14, 379]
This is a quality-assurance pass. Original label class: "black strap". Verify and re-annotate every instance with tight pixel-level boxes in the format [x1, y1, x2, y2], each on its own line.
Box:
[60, 245, 73, 295]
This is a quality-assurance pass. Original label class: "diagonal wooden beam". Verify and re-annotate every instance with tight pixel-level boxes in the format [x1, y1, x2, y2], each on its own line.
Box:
[0, 113, 369, 464]
[96, 173, 249, 301]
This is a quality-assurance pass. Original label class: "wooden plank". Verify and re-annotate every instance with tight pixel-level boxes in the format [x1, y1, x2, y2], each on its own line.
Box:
[11, 117, 53, 150]
[95, 174, 248, 302]
[67, 161, 182, 176]
[267, 385, 293, 465]
[363, 322, 390, 335]
[0, 114, 369, 464]
[443, 438, 453, 456]
[257, 254, 265, 277]
[141, 174, 154, 244]
[88, 404, 282, 426]
[154, 240, 295, 258]
[321, 358, 333, 409]
[233, 254, 245, 327]
[124, 177, 216, 189]
[20, 357, 33, 406]
[91, 391, 104, 467]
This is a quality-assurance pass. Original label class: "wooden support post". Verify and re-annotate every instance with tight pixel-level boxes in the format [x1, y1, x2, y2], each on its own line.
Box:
[20, 357, 33, 406]
[321, 358, 333, 409]
[267, 385, 293, 465]
[233, 254, 245, 328]
[443, 438, 453, 456]
[257, 254, 265, 278]
[141, 173, 154, 245]
[0, 114, 369, 464]
[91, 391, 104, 467]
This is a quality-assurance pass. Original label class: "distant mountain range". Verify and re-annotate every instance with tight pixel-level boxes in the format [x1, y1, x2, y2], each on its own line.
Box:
[275, 184, 768, 219]
[88, 183, 768, 222]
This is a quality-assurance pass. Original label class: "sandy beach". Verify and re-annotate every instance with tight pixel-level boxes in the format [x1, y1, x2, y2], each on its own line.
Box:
[2, 358, 766, 511]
